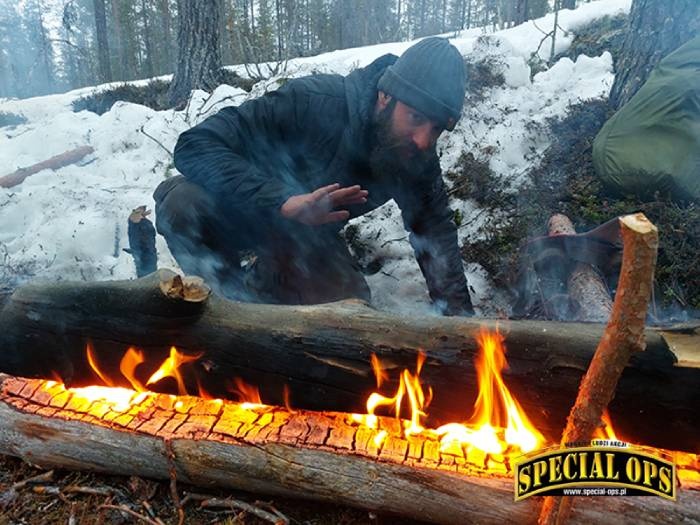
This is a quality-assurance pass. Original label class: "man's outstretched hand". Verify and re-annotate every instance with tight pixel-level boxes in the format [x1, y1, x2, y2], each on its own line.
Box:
[280, 183, 368, 225]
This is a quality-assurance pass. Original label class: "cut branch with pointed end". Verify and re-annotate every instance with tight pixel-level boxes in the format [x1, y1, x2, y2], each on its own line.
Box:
[539, 213, 659, 525]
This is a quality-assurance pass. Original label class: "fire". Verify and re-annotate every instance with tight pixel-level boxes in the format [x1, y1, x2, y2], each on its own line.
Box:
[446, 328, 543, 454]
[63, 384, 149, 412]
[593, 409, 619, 440]
[146, 346, 202, 395]
[354, 328, 543, 461]
[86, 342, 114, 387]
[229, 377, 264, 409]
[32, 331, 697, 484]
[352, 351, 432, 438]
[120, 347, 145, 392]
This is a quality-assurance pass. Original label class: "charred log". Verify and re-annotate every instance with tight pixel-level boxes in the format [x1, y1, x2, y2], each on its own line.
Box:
[0, 270, 698, 452]
[0, 375, 698, 525]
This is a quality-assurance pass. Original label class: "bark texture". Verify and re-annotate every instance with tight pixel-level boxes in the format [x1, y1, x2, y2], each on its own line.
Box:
[0, 270, 698, 452]
[0, 375, 698, 525]
[167, 0, 224, 107]
[609, 0, 700, 109]
[547, 214, 613, 322]
[92, 0, 112, 83]
[539, 214, 659, 525]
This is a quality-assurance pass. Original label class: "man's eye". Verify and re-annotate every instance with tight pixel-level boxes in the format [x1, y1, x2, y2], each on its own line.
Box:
[410, 113, 425, 125]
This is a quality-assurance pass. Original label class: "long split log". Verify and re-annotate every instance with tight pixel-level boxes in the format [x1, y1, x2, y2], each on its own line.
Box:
[0, 271, 698, 452]
[0, 374, 698, 525]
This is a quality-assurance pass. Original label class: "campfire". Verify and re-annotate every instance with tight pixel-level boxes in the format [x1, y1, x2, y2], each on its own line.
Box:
[0, 214, 698, 524]
[19, 329, 700, 483]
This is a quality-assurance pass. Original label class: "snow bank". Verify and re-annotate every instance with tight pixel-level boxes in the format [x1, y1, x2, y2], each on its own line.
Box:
[0, 0, 628, 316]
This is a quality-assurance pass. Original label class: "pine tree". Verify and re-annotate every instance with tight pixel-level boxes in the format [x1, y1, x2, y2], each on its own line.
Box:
[168, 0, 223, 107]
[93, 0, 113, 82]
[609, 0, 700, 109]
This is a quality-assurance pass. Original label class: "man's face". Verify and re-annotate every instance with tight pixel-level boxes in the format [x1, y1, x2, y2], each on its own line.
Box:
[388, 100, 444, 153]
[370, 93, 444, 178]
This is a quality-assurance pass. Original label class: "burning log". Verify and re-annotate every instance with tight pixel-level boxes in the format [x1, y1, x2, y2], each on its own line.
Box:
[539, 213, 658, 524]
[0, 374, 698, 525]
[0, 270, 698, 452]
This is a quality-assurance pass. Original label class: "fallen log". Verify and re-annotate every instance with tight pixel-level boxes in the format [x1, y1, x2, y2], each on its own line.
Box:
[0, 374, 698, 525]
[0, 270, 698, 452]
[547, 214, 613, 322]
[0, 146, 95, 188]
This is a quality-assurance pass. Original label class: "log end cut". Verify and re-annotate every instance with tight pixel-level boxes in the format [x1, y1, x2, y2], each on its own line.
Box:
[158, 270, 211, 303]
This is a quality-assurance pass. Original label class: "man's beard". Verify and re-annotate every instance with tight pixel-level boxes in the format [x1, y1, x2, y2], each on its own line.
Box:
[369, 100, 435, 180]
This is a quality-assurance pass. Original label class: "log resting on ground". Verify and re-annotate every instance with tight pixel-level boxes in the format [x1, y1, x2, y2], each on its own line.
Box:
[0, 374, 698, 525]
[0, 270, 698, 452]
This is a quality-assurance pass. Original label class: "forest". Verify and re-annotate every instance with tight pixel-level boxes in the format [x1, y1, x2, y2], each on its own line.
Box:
[2, 0, 557, 100]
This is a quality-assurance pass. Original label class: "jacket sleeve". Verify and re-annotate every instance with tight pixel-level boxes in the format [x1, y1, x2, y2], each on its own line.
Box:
[173, 82, 308, 213]
[395, 165, 475, 316]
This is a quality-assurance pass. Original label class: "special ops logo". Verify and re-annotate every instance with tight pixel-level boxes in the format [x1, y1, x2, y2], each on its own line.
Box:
[514, 444, 676, 501]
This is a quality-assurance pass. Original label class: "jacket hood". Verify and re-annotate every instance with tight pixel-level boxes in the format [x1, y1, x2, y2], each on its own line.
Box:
[343, 54, 397, 162]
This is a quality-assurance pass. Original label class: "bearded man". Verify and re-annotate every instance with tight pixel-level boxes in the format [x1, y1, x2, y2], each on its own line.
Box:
[153, 37, 475, 316]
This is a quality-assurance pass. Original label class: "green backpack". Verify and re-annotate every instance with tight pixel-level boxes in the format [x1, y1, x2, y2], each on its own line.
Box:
[593, 35, 700, 201]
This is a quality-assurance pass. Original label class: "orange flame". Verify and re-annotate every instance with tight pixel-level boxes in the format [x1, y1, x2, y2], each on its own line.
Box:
[283, 384, 296, 413]
[593, 409, 619, 440]
[229, 377, 264, 409]
[370, 353, 388, 388]
[119, 347, 145, 392]
[356, 351, 432, 438]
[146, 346, 202, 395]
[86, 342, 114, 387]
[436, 328, 543, 456]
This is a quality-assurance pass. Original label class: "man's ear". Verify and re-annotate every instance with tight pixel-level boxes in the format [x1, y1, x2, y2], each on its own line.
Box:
[376, 91, 392, 111]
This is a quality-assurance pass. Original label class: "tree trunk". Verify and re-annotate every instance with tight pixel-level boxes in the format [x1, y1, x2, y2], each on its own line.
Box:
[92, 0, 112, 82]
[159, 0, 174, 73]
[167, 0, 223, 107]
[110, 0, 126, 78]
[140, 0, 154, 78]
[1, 374, 698, 525]
[514, 0, 528, 25]
[0, 270, 698, 453]
[608, 0, 700, 110]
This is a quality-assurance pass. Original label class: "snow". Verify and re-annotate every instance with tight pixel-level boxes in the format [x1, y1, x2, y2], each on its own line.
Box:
[0, 0, 630, 316]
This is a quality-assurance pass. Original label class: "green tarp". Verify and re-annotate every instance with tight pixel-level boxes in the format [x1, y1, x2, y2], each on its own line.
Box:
[593, 36, 700, 201]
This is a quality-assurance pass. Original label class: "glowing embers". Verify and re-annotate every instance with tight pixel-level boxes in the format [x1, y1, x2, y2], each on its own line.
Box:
[351, 327, 544, 464]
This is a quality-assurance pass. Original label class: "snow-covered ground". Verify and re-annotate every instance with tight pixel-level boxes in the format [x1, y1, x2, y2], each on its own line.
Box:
[0, 0, 631, 316]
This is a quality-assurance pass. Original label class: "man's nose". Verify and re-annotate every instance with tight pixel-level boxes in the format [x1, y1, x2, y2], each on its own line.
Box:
[412, 126, 434, 151]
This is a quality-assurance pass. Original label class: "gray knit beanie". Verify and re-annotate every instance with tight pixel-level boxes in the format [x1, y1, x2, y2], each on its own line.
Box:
[377, 37, 466, 131]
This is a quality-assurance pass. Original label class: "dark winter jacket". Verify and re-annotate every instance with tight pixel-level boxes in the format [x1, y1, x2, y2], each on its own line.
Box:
[173, 54, 473, 315]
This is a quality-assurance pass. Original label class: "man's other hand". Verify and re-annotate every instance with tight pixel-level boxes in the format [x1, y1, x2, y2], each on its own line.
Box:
[280, 183, 368, 225]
